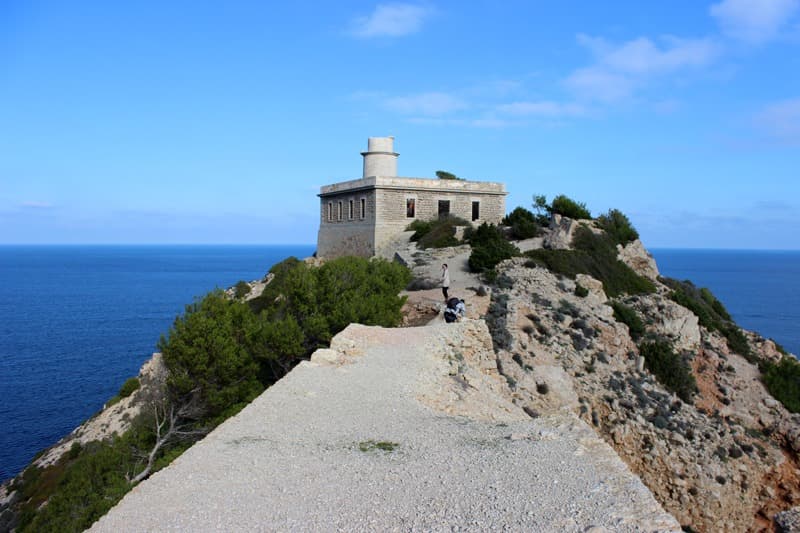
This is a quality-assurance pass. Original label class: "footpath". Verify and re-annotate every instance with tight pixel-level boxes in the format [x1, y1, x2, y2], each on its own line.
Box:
[91, 321, 679, 532]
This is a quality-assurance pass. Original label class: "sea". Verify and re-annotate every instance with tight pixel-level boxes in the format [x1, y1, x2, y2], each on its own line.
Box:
[0, 245, 314, 482]
[0, 246, 797, 482]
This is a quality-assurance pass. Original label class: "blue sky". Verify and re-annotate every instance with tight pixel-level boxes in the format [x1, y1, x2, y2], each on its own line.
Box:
[1, 0, 799, 248]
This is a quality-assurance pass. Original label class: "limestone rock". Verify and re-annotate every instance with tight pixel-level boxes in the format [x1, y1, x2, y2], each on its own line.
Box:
[617, 239, 660, 281]
[775, 507, 800, 532]
[544, 214, 581, 249]
[576, 274, 607, 303]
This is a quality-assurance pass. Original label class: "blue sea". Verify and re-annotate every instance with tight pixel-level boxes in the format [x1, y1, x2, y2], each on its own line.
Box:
[651, 249, 800, 357]
[0, 245, 314, 482]
[0, 246, 797, 482]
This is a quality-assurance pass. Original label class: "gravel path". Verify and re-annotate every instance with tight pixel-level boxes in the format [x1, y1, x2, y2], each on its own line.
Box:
[91, 322, 680, 532]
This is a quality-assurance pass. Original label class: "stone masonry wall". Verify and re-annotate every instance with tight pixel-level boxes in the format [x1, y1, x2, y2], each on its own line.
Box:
[318, 177, 506, 258]
[317, 189, 376, 258]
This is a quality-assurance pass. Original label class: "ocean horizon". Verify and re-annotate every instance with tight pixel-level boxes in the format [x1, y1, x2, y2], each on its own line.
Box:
[0, 245, 797, 483]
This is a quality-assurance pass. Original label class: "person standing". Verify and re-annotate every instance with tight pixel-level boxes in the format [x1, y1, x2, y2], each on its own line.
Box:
[441, 263, 450, 300]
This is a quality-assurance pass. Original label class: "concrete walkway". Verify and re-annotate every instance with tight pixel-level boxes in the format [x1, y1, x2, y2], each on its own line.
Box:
[91, 321, 680, 532]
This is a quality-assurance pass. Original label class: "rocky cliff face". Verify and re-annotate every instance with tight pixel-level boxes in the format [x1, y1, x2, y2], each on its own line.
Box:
[473, 228, 800, 532]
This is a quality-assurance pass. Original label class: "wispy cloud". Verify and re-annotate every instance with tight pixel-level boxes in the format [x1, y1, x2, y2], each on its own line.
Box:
[20, 201, 55, 209]
[384, 91, 467, 115]
[350, 3, 434, 38]
[753, 97, 800, 145]
[565, 34, 720, 101]
[496, 100, 586, 117]
[710, 0, 800, 44]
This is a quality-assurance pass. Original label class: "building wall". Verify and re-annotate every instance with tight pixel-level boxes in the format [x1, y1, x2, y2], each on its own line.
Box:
[317, 189, 376, 258]
[317, 177, 506, 258]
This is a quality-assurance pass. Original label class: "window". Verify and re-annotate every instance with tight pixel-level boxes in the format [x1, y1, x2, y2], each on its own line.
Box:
[327, 202, 332, 222]
[337, 201, 342, 221]
[438, 200, 450, 219]
[472, 201, 480, 221]
[360, 198, 366, 219]
[406, 198, 416, 218]
[349, 199, 354, 220]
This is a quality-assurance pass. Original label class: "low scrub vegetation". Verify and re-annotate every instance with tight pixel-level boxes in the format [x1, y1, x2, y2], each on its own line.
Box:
[596, 209, 639, 246]
[502, 207, 540, 240]
[525, 227, 655, 297]
[661, 277, 752, 361]
[761, 357, 800, 413]
[611, 301, 644, 340]
[550, 194, 591, 220]
[639, 340, 697, 403]
[234, 280, 251, 298]
[467, 223, 520, 273]
[12, 256, 411, 532]
[407, 216, 469, 249]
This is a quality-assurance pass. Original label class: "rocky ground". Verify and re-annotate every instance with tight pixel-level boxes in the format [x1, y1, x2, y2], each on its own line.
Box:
[398, 220, 800, 532]
[91, 321, 679, 532]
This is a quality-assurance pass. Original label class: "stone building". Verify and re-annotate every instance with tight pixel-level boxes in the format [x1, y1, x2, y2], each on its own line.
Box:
[317, 137, 507, 258]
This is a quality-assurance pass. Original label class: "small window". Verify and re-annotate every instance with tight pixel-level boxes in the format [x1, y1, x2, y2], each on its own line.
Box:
[349, 199, 354, 220]
[406, 198, 416, 218]
[360, 198, 366, 219]
[327, 202, 332, 222]
[472, 201, 480, 221]
[438, 200, 450, 219]
[337, 201, 342, 221]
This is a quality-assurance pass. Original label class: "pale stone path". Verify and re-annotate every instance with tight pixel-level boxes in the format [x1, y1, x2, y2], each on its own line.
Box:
[91, 322, 680, 532]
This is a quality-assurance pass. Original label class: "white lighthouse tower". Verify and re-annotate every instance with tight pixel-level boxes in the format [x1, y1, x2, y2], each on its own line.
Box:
[361, 136, 398, 178]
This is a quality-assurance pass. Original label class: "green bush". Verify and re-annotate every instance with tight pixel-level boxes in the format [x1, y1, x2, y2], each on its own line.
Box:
[408, 216, 469, 249]
[574, 284, 589, 297]
[435, 170, 461, 180]
[551, 194, 591, 220]
[639, 340, 697, 403]
[234, 280, 251, 298]
[525, 227, 655, 297]
[611, 301, 644, 340]
[407, 219, 433, 241]
[596, 209, 639, 246]
[467, 223, 520, 272]
[503, 207, 540, 240]
[661, 277, 751, 361]
[761, 357, 800, 413]
[118, 377, 140, 399]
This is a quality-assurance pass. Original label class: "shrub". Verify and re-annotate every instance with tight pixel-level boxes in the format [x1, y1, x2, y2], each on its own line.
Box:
[485, 293, 512, 351]
[118, 377, 140, 399]
[503, 207, 540, 240]
[525, 227, 655, 297]
[407, 219, 434, 241]
[761, 357, 800, 413]
[639, 340, 697, 403]
[596, 209, 639, 246]
[234, 280, 251, 299]
[550, 194, 591, 220]
[574, 284, 589, 297]
[611, 301, 645, 340]
[409, 216, 469, 249]
[435, 170, 461, 180]
[467, 223, 520, 272]
[661, 277, 752, 361]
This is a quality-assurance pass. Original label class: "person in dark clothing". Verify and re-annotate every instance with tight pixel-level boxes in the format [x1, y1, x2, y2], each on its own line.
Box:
[444, 297, 466, 323]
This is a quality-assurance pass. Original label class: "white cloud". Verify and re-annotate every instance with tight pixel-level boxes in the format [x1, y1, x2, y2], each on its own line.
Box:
[384, 92, 467, 115]
[753, 97, 800, 145]
[497, 100, 585, 117]
[20, 201, 54, 209]
[565, 35, 720, 102]
[710, 0, 800, 44]
[350, 3, 433, 38]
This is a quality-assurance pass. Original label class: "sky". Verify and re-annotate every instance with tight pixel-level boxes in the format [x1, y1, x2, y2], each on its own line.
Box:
[1, 0, 799, 248]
